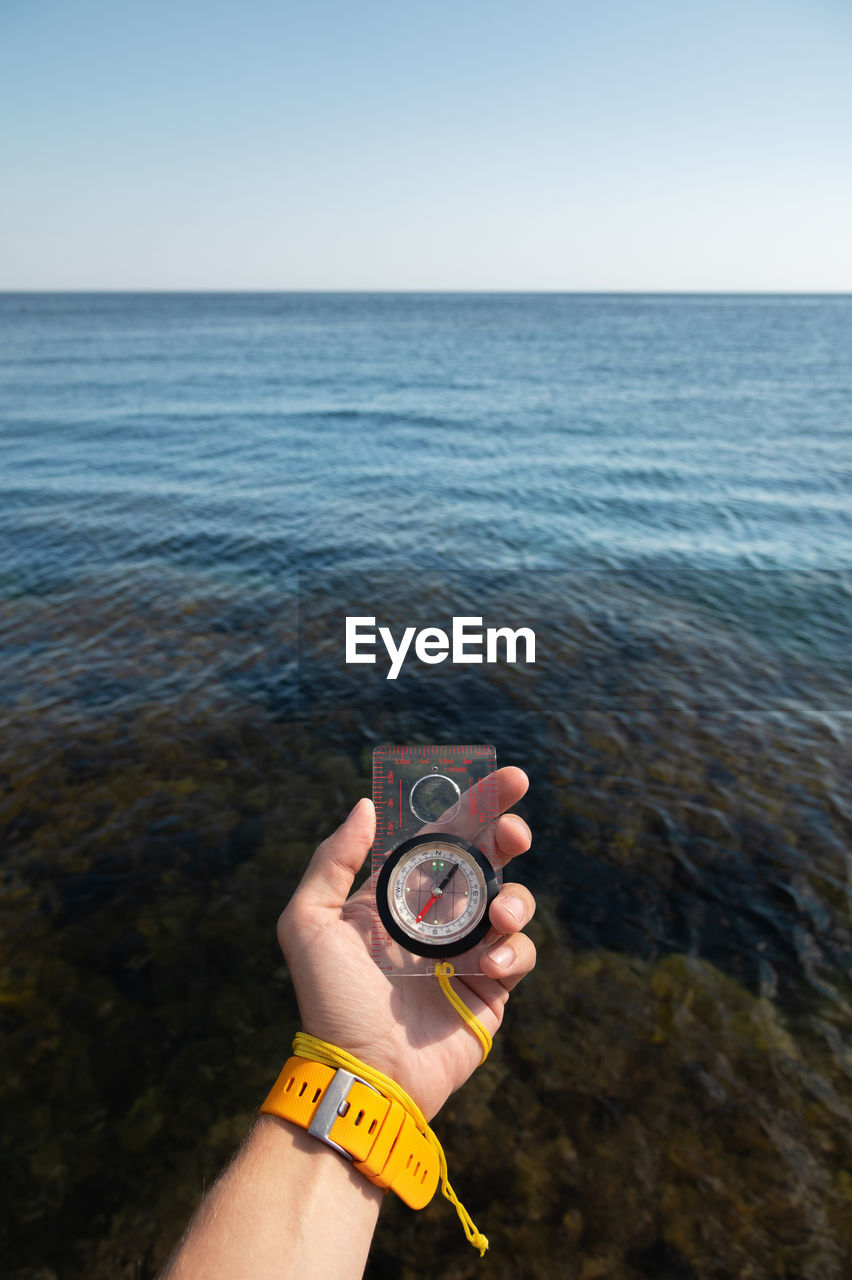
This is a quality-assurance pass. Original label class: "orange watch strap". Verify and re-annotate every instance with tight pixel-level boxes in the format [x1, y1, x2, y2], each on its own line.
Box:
[260, 1056, 439, 1210]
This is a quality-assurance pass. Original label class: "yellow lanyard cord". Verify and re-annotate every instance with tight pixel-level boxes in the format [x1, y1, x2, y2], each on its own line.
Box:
[293, 1016, 490, 1256]
[433, 962, 492, 1064]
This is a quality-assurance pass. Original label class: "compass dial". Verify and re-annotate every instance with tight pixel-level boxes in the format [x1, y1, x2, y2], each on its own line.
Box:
[375, 834, 498, 959]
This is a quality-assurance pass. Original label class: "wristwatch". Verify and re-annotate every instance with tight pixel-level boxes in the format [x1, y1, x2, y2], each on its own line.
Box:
[260, 1056, 439, 1209]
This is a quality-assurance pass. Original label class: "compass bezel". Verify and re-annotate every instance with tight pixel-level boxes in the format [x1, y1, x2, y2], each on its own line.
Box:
[375, 832, 499, 959]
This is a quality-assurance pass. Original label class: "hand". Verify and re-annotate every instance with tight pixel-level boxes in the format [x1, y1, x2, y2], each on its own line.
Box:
[277, 767, 536, 1121]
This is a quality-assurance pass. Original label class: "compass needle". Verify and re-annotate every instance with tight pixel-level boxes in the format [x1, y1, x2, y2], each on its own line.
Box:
[415, 893, 438, 925]
[415, 861, 460, 924]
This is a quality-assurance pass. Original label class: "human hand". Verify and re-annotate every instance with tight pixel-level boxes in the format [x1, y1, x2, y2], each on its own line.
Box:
[276, 767, 535, 1121]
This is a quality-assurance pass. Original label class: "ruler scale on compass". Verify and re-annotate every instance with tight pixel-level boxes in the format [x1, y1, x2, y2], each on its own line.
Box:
[370, 745, 501, 976]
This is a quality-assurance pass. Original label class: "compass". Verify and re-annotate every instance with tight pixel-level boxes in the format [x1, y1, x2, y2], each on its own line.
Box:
[375, 833, 499, 959]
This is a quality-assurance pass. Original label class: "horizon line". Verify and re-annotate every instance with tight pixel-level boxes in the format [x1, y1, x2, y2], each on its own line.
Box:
[2, 288, 852, 297]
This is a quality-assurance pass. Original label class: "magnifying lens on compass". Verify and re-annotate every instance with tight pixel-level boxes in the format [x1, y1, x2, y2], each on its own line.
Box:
[408, 773, 462, 824]
[375, 832, 499, 959]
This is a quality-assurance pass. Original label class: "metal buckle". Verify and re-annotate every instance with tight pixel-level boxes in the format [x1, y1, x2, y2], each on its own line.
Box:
[307, 1068, 379, 1161]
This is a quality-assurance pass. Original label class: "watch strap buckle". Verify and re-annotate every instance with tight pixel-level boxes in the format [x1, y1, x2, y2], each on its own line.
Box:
[307, 1068, 375, 1160]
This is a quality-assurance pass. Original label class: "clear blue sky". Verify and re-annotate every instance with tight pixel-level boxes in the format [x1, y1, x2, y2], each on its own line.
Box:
[1, 0, 850, 290]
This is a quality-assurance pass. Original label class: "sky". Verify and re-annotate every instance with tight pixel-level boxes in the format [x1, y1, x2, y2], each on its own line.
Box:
[1, 0, 850, 291]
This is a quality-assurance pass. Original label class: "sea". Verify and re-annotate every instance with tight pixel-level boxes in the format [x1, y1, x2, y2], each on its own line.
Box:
[1, 292, 850, 1279]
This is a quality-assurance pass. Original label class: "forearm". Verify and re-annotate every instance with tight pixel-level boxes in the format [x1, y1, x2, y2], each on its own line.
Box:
[162, 1114, 383, 1280]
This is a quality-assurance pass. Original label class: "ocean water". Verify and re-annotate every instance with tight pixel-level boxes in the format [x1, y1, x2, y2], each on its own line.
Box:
[2, 292, 851, 591]
[1, 293, 851, 1279]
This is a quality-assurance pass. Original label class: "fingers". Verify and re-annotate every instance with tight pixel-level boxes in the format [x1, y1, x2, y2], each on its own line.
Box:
[494, 766, 529, 816]
[479, 929, 537, 991]
[422, 766, 529, 842]
[493, 812, 531, 866]
[488, 881, 536, 935]
[478, 882, 536, 989]
[293, 797, 376, 911]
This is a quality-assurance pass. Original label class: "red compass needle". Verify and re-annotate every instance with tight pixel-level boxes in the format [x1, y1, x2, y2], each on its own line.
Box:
[415, 862, 460, 924]
[415, 895, 438, 924]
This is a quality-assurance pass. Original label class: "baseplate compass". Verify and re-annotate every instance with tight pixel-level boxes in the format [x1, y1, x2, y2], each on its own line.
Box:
[370, 745, 501, 976]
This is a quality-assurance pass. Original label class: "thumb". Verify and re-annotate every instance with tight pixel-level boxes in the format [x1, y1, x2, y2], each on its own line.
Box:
[295, 797, 376, 910]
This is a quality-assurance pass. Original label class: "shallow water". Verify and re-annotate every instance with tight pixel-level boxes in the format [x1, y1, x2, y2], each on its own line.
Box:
[1, 294, 850, 1277]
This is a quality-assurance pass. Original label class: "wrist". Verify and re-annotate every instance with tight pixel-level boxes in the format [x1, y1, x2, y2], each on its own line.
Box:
[253, 1113, 385, 1209]
[163, 1110, 382, 1280]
